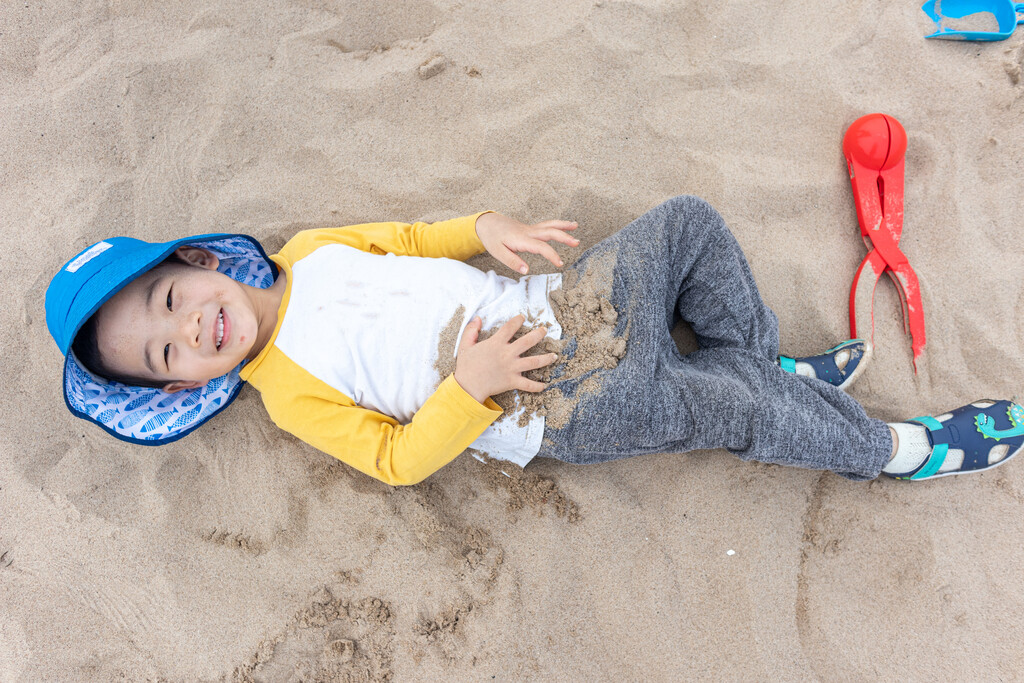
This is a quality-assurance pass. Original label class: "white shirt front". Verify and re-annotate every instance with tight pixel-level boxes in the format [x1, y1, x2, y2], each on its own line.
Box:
[273, 243, 561, 467]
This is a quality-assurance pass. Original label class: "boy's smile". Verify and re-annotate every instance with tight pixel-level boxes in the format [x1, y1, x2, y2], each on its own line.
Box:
[94, 246, 283, 392]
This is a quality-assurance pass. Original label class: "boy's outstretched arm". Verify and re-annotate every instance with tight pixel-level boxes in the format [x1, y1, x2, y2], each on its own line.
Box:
[284, 212, 491, 263]
[286, 211, 578, 270]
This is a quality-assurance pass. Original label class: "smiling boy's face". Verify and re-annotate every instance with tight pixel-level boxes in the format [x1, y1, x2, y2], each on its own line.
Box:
[94, 247, 261, 392]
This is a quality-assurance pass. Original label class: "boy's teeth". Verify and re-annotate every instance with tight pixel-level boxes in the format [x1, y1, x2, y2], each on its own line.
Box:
[216, 311, 224, 348]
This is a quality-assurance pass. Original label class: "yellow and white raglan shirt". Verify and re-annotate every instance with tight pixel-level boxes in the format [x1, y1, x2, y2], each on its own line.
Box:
[240, 212, 562, 486]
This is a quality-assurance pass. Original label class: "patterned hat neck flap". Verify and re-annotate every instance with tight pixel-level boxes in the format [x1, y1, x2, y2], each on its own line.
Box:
[64, 235, 276, 445]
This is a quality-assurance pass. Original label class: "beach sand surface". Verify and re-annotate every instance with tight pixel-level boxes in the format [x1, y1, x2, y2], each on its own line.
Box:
[2, 1, 1023, 680]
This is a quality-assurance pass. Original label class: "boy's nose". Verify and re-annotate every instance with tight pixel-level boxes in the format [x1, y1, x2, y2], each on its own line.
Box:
[180, 310, 202, 347]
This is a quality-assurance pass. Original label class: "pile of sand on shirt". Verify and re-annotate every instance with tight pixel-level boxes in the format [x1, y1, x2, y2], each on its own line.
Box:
[434, 248, 627, 429]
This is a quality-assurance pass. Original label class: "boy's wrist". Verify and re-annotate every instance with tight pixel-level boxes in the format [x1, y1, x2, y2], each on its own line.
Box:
[473, 211, 499, 243]
[452, 370, 489, 405]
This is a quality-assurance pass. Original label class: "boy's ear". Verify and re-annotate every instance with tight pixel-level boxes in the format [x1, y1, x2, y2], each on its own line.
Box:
[174, 246, 220, 270]
[162, 380, 206, 393]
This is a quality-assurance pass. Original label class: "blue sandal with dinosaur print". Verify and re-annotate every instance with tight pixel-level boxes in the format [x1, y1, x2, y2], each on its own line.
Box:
[779, 339, 872, 391]
[884, 400, 1024, 480]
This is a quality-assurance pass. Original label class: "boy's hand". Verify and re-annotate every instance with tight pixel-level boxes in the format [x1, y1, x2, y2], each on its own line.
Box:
[475, 212, 579, 275]
[453, 315, 557, 404]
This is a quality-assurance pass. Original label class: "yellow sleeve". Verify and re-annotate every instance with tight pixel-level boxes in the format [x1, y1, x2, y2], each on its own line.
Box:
[251, 347, 503, 486]
[278, 211, 494, 262]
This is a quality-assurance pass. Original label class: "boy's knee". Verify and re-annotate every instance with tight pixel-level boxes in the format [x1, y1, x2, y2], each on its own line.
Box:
[662, 194, 716, 220]
[658, 195, 726, 244]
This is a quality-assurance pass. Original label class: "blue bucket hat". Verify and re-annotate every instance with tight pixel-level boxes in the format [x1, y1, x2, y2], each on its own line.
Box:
[45, 233, 278, 445]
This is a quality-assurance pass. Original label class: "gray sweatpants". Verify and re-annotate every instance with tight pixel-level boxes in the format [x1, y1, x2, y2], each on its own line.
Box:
[537, 195, 892, 480]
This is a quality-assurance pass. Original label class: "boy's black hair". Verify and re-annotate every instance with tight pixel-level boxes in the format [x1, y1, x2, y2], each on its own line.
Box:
[70, 252, 185, 390]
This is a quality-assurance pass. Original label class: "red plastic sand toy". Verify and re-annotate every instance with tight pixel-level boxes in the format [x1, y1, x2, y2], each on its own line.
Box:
[843, 113, 926, 371]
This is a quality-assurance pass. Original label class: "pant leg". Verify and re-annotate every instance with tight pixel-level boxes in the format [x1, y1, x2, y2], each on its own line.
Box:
[538, 195, 892, 480]
[569, 194, 781, 359]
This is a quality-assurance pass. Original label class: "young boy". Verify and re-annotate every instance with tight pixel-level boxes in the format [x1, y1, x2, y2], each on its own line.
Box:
[45, 196, 1023, 484]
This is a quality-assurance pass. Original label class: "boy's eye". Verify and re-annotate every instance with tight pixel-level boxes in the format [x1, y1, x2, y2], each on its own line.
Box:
[164, 344, 170, 368]
[166, 287, 173, 311]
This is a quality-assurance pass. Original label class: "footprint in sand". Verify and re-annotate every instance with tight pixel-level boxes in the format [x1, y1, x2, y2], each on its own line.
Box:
[386, 483, 504, 586]
[413, 600, 474, 663]
[233, 587, 395, 682]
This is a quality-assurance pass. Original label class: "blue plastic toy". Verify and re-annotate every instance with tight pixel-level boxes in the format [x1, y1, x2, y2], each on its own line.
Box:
[922, 0, 1024, 40]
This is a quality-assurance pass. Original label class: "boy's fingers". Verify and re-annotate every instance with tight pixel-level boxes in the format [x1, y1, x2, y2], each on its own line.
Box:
[536, 220, 578, 231]
[506, 314, 527, 330]
[522, 240, 563, 269]
[494, 314, 526, 342]
[520, 352, 559, 371]
[459, 316, 481, 348]
[514, 377, 547, 394]
[539, 228, 580, 247]
[496, 244, 529, 274]
[501, 229, 579, 272]
[536, 242, 569, 270]
[511, 326, 548, 352]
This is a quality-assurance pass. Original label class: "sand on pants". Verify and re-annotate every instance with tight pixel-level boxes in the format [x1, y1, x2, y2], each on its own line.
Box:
[434, 248, 626, 430]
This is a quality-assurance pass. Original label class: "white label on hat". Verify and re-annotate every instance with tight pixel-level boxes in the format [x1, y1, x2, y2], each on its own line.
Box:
[66, 241, 113, 273]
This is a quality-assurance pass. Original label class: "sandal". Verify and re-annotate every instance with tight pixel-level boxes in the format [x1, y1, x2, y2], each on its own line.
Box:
[884, 400, 1024, 480]
[779, 339, 872, 391]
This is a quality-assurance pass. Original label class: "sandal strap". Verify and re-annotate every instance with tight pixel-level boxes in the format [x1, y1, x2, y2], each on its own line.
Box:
[909, 415, 944, 431]
[906, 416, 947, 479]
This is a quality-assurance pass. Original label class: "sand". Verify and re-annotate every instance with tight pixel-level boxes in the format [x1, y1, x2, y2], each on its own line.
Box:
[2, 1, 1024, 680]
